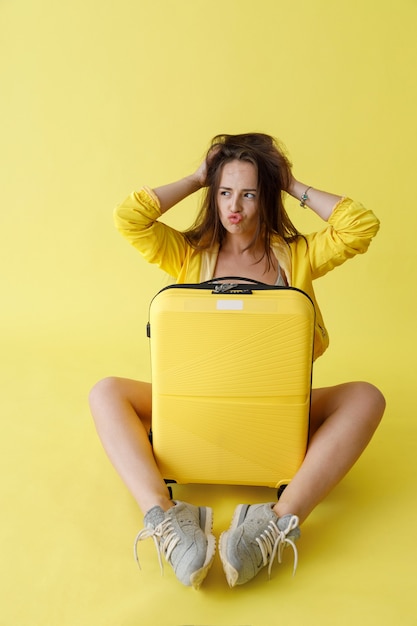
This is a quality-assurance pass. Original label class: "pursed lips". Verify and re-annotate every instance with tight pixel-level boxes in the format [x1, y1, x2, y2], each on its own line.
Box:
[228, 214, 243, 224]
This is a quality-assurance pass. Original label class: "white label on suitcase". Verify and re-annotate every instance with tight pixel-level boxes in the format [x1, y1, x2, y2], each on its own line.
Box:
[216, 299, 244, 310]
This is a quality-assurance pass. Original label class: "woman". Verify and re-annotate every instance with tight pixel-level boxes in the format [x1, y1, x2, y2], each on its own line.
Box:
[89, 133, 385, 589]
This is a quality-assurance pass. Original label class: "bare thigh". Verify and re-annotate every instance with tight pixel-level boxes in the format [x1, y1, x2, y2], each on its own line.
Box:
[95, 376, 153, 433]
[309, 381, 385, 438]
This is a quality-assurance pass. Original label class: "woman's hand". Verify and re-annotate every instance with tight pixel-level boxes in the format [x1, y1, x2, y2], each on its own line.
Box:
[193, 144, 221, 188]
[153, 144, 221, 214]
[193, 159, 208, 188]
[285, 174, 297, 195]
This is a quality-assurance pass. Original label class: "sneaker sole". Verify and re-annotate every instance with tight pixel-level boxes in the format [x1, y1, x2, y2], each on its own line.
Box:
[218, 504, 251, 587]
[189, 506, 216, 590]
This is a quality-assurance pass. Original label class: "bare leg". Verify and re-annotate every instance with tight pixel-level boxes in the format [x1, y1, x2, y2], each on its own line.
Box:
[273, 381, 386, 524]
[89, 377, 172, 514]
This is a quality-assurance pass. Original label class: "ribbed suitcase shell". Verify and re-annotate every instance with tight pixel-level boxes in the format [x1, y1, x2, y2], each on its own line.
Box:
[148, 281, 315, 489]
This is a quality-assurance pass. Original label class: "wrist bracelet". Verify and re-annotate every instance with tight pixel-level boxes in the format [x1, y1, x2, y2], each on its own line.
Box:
[300, 186, 312, 208]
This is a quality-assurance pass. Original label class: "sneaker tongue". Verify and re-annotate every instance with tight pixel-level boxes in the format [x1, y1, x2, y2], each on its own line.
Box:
[144, 506, 166, 529]
[277, 514, 301, 540]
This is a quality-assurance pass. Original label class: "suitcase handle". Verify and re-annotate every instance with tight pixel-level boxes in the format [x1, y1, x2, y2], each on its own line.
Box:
[198, 276, 266, 294]
[150, 278, 314, 304]
[202, 276, 270, 294]
[201, 276, 267, 286]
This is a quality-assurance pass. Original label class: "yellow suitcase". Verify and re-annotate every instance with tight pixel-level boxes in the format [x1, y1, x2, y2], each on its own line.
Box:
[148, 278, 315, 492]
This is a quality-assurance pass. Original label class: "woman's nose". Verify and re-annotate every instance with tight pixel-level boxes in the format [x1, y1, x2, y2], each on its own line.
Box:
[230, 195, 241, 212]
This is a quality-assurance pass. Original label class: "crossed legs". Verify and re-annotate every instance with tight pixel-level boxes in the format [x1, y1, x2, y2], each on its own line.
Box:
[89, 377, 385, 583]
[89, 377, 385, 522]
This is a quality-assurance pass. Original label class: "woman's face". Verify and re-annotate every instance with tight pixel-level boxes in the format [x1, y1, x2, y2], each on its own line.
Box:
[216, 160, 259, 238]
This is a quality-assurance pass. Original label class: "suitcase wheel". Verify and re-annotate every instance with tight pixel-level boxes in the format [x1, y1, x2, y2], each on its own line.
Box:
[277, 484, 288, 500]
[164, 479, 176, 499]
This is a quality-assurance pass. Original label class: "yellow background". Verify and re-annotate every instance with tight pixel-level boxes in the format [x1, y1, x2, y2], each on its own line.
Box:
[1, 1, 416, 624]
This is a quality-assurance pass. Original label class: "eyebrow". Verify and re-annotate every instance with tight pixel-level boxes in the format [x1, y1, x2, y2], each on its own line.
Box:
[219, 186, 257, 191]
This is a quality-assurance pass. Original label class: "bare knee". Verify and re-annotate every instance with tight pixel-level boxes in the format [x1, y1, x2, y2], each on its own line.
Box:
[89, 376, 123, 413]
[351, 381, 386, 429]
[340, 381, 386, 454]
[311, 380, 385, 435]
[89, 376, 152, 432]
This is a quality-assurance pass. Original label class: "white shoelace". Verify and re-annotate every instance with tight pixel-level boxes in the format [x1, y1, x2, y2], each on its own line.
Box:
[255, 514, 299, 577]
[133, 518, 180, 575]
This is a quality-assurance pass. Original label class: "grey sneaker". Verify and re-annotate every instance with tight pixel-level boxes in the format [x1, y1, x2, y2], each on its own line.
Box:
[133, 500, 216, 589]
[219, 503, 300, 587]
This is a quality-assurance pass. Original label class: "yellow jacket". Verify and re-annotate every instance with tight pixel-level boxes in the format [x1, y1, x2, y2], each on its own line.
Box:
[114, 187, 380, 360]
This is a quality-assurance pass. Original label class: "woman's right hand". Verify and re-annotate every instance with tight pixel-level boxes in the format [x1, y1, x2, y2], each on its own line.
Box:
[193, 159, 208, 188]
[193, 144, 221, 188]
[153, 145, 220, 213]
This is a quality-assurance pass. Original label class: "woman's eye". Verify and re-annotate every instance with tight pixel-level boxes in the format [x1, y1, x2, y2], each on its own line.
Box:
[245, 193, 255, 199]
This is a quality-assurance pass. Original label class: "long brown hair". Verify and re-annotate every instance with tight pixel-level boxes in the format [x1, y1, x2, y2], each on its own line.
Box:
[184, 133, 301, 267]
